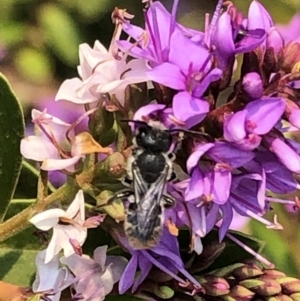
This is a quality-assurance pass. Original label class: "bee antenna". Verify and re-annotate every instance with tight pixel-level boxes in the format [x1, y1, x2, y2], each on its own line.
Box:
[121, 119, 149, 126]
[169, 128, 210, 137]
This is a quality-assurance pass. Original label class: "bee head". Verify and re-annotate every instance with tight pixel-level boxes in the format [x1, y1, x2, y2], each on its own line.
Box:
[135, 124, 172, 152]
[122, 119, 173, 152]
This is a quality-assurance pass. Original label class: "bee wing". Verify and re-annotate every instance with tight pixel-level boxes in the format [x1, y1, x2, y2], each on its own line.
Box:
[126, 163, 170, 249]
[131, 161, 148, 203]
[144, 163, 170, 206]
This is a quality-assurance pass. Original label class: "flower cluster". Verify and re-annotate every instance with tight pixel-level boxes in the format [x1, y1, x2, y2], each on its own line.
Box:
[21, 0, 300, 299]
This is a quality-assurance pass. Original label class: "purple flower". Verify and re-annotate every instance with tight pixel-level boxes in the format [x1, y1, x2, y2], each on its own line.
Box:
[186, 141, 254, 203]
[117, 1, 203, 67]
[118, 1, 222, 129]
[224, 97, 285, 150]
[245, 149, 297, 194]
[210, 1, 267, 70]
[144, 29, 222, 128]
[116, 228, 200, 294]
[171, 141, 254, 241]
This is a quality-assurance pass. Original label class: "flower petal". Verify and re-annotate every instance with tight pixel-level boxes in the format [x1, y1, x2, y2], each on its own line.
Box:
[224, 111, 247, 142]
[187, 143, 214, 173]
[173, 92, 209, 129]
[41, 156, 82, 171]
[29, 208, 65, 231]
[93, 245, 108, 270]
[66, 190, 85, 222]
[219, 202, 233, 241]
[21, 136, 59, 162]
[185, 168, 204, 201]
[32, 249, 60, 292]
[55, 78, 97, 104]
[213, 170, 231, 204]
[118, 253, 138, 294]
[245, 97, 285, 135]
[105, 256, 128, 285]
[169, 30, 211, 76]
[147, 62, 186, 90]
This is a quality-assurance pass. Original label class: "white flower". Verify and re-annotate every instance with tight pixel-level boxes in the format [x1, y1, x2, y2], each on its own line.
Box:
[55, 40, 149, 105]
[32, 249, 74, 301]
[60, 246, 128, 301]
[30, 190, 87, 263]
[20, 109, 82, 171]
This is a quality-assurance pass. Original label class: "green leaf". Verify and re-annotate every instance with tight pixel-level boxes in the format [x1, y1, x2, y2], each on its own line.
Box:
[38, 4, 82, 66]
[14, 161, 56, 199]
[250, 219, 299, 277]
[0, 248, 38, 286]
[0, 201, 44, 286]
[0, 73, 24, 222]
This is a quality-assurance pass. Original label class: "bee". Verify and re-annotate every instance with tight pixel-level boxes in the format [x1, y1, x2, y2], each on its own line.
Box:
[100, 119, 207, 249]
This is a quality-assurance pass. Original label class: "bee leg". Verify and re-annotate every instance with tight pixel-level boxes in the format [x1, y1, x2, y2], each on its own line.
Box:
[121, 176, 133, 187]
[169, 171, 177, 182]
[168, 153, 176, 161]
[94, 189, 134, 209]
[162, 195, 175, 208]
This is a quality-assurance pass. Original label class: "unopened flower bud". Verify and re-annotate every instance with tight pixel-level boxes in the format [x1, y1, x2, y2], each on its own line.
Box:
[265, 295, 294, 301]
[242, 72, 263, 100]
[282, 42, 300, 73]
[240, 278, 282, 296]
[232, 264, 263, 280]
[267, 27, 284, 54]
[264, 270, 286, 279]
[290, 292, 300, 301]
[278, 277, 300, 294]
[202, 276, 230, 296]
[226, 285, 255, 301]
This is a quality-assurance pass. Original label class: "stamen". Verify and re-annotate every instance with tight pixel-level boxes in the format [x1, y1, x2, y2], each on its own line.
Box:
[110, 8, 134, 57]
[144, 8, 162, 62]
[179, 268, 202, 288]
[265, 196, 296, 205]
[169, 0, 180, 44]
[34, 116, 70, 159]
[66, 106, 98, 143]
[226, 232, 275, 268]
[141, 250, 186, 284]
[204, 13, 210, 47]
[231, 198, 283, 229]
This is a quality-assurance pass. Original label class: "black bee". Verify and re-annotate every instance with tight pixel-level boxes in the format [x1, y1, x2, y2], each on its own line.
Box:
[123, 120, 177, 249]
[100, 119, 207, 249]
